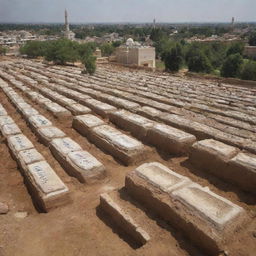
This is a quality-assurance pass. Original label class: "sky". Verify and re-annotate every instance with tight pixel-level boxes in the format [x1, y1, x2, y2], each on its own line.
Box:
[0, 0, 255, 24]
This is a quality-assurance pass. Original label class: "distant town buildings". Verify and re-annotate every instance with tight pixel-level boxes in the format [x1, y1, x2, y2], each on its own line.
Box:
[115, 38, 156, 68]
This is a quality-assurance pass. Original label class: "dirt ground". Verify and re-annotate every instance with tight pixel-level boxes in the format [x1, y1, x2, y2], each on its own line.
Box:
[0, 61, 256, 256]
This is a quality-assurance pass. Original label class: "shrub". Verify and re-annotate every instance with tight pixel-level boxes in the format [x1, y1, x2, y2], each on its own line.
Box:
[187, 49, 212, 73]
[20, 41, 46, 58]
[82, 55, 96, 75]
[162, 43, 183, 72]
[241, 61, 256, 81]
[220, 53, 243, 78]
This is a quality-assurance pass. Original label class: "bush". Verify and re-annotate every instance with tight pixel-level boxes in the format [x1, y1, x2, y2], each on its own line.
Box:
[0, 46, 7, 55]
[187, 49, 212, 73]
[100, 43, 115, 57]
[162, 43, 183, 72]
[241, 61, 256, 80]
[226, 42, 244, 56]
[220, 53, 243, 78]
[20, 41, 46, 58]
[82, 55, 96, 75]
[44, 39, 79, 64]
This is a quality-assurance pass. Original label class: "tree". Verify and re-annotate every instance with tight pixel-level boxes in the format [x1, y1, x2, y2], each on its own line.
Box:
[249, 32, 256, 46]
[45, 39, 79, 64]
[226, 42, 244, 56]
[100, 43, 114, 57]
[187, 49, 212, 73]
[220, 53, 243, 78]
[0, 46, 7, 55]
[241, 61, 256, 81]
[162, 43, 183, 72]
[20, 41, 46, 58]
[82, 55, 96, 75]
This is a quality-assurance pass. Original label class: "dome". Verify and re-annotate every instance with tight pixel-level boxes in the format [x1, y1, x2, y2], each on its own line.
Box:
[126, 38, 134, 46]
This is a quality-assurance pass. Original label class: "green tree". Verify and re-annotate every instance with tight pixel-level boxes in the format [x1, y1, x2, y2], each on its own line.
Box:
[162, 43, 183, 72]
[249, 32, 256, 46]
[82, 55, 96, 75]
[241, 61, 256, 81]
[187, 49, 212, 73]
[45, 39, 79, 64]
[100, 43, 115, 57]
[220, 53, 243, 78]
[226, 42, 244, 56]
[0, 46, 7, 55]
[20, 41, 46, 58]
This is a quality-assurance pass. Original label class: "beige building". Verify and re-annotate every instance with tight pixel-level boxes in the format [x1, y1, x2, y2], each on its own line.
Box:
[244, 46, 256, 59]
[115, 38, 155, 68]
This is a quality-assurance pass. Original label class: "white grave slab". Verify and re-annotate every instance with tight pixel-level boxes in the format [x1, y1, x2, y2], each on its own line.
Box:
[1, 123, 22, 137]
[135, 162, 190, 192]
[27, 161, 67, 195]
[28, 115, 52, 130]
[171, 183, 244, 230]
[8, 134, 34, 155]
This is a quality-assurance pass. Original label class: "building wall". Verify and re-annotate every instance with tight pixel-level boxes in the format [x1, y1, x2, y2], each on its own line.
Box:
[138, 48, 156, 68]
[244, 46, 256, 58]
[115, 46, 155, 68]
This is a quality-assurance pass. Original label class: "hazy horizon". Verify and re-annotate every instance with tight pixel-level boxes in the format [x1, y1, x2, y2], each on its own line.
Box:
[0, 0, 255, 24]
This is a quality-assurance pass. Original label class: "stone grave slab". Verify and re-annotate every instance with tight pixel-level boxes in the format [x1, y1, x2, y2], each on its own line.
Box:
[28, 115, 52, 131]
[65, 150, 105, 183]
[135, 162, 191, 192]
[0, 115, 14, 128]
[91, 125, 147, 165]
[110, 110, 155, 139]
[37, 126, 66, 146]
[228, 152, 256, 193]
[73, 114, 105, 137]
[8, 134, 34, 157]
[26, 160, 70, 211]
[1, 123, 22, 137]
[50, 137, 82, 163]
[147, 123, 196, 154]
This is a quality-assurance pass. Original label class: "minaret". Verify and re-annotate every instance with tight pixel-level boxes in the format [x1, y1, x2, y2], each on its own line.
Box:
[153, 18, 156, 29]
[65, 9, 70, 32]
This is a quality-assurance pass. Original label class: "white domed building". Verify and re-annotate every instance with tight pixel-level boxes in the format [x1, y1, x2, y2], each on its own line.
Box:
[115, 38, 155, 68]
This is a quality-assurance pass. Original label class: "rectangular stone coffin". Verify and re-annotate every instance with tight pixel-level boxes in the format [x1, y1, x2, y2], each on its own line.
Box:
[0, 115, 14, 128]
[125, 162, 247, 255]
[1, 123, 22, 138]
[65, 150, 105, 183]
[44, 102, 71, 119]
[100, 193, 150, 246]
[25, 160, 70, 212]
[37, 126, 66, 146]
[90, 125, 148, 165]
[84, 98, 117, 118]
[227, 152, 256, 193]
[189, 139, 240, 180]
[0, 104, 7, 116]
[109, 110, 155, 140]
[28, 115, 52, 132]
[147, 123, 196, 155]
[8, 134, 34, 158]
[72, 114, 105, 137]
[50, 137, 84, 175]
[66, 103, 91, 116]
[17, 148, 45, 173]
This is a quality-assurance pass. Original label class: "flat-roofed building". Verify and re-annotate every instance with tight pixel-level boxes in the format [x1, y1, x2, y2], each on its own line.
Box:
[115, 38, 155, 68]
